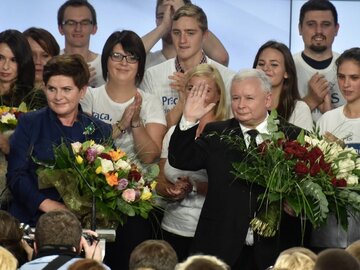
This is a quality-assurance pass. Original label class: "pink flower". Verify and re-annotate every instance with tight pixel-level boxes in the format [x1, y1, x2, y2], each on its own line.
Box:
[122, 189, 136, 202]
[116, 178, 129, 190]
[86, 147, 98, 163]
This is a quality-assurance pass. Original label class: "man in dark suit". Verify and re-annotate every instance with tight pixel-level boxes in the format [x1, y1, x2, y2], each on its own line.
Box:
[168, 69, 307, 270]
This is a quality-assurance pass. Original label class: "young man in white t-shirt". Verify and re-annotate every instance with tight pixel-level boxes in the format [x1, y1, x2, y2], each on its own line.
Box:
[57, 0, 105, 87]
[293, 0, 345, 121]
[141, 4, 235, 127]
[142, 0, 229, 69]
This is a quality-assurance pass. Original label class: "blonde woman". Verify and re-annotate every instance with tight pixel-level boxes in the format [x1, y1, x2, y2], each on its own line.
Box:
[156, 64, 228, 261]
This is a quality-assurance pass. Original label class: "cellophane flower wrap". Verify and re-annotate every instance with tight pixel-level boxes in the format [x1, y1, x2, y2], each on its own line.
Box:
[220, 110, 360, 238]
[36, 140, 159, 228]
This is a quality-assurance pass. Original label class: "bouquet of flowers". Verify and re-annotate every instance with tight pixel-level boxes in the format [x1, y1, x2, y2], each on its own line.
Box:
[36, 140, 159, 228]
[0, 102, 28, 132]
[221, 110, 360, 238]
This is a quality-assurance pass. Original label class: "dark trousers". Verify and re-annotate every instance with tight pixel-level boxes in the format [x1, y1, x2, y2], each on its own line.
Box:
[104, 213, 162, 270]
[161, 229, 193, 262]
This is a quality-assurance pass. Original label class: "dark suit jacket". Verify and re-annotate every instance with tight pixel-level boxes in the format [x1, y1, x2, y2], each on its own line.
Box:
[168, 118, 308, 269]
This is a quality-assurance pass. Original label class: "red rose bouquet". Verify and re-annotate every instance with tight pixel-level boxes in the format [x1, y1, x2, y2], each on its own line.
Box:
[36, 140, 159, 228]
[222, 111, 360, 237]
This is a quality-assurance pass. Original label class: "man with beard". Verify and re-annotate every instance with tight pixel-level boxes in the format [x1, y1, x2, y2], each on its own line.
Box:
[293, 0, 345, 121]
[142, 0, 229, 69]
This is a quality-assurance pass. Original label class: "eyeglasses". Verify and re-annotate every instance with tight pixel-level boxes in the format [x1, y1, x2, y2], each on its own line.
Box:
[110, 52, 139, 64]
[62, 19, 93, 27]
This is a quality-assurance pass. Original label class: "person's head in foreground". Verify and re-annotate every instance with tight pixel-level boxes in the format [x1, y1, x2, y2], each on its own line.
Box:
[314, 248, 360, 270]
[175, 254, 230, 270]
[129, 239, 178, 270]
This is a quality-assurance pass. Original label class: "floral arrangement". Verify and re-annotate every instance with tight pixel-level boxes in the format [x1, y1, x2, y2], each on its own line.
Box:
[36, 140, 159, 228]
[220, 110, 360, 238]
[0, 102, 28, 132]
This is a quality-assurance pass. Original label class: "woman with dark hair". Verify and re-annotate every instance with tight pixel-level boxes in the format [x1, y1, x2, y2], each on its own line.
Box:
[23, 27, 60, 88]
[6, 54, 112, 227]
[80, 30, 166, 270]
[253, 40, 312, 130]
[81, 30, 166, 164]
[0, 29, 35, 210]
[0, 29, 34, 107]
[23, 27, 60, 110]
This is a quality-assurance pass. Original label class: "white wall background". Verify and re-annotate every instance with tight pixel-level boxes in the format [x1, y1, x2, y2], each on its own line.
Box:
[1, 0, 359, 71]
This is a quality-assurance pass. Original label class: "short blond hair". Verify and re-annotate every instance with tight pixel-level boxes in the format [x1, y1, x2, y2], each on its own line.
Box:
[175, 254, 230, 270]
[274, 252, 315, 270]
[0, 246, 18, 270]
[346, 240, 360, 263]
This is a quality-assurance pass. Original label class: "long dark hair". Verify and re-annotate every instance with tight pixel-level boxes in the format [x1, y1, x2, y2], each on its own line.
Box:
[253, 40, 300, 121]
[0, 29, 35, 106]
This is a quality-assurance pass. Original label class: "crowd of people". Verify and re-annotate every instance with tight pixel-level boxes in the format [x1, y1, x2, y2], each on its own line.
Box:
[1, 0, 360, 269]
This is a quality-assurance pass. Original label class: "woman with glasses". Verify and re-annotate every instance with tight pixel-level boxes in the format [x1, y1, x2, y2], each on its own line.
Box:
[80, 30, 167, 270]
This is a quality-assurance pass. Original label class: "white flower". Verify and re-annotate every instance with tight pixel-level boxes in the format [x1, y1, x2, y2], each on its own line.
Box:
[356, 158, 360, 170]
[338, 159, 355, 174]
[92, 144, 105, 154]
[336, 172, 349, 180]
[100, 158, 114, 174]
[71, 142, 82, 154]
[114, 159, 131, 171]
[0, 112, 16, 123]
[346, 175, 359, 186]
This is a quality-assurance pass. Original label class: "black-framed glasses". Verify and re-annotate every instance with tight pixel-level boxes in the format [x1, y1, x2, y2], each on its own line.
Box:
[62, 19, 93, 27]
[110, 52, 139, 64]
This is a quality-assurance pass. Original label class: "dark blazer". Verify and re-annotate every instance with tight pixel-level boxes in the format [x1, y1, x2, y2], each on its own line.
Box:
[6, 107, 112, 226]
[168, 118, 308, 269]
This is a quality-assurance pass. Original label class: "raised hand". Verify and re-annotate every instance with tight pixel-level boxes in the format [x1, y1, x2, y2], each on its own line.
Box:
[183, 81, 216, 122]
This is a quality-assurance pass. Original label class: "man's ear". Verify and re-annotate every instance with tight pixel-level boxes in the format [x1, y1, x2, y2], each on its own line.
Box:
[298, 23, 302, 36]
[265, 92, 272, 110]
[91, 25, 98, 35]
[58, 25, 65, 36]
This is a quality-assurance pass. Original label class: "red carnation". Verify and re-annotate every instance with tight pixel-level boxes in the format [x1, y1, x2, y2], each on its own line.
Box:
[295, 161, 309, 175]
[306, 147, 324, 165]
[99, 153, 112, 160]
[128, 170, 142, 182]
[309, 163, 321, 176]
[331, 177, 347, 187]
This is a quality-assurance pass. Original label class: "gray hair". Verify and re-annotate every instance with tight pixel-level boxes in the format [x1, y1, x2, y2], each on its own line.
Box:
[232, 68, 272, 93]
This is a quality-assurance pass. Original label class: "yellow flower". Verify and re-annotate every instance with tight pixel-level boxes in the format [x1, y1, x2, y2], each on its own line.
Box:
[150, 181, 157, 190]
[140, 187, 152, 200]
[105, 172, 119, 187]
[95, 166, 102, 174]
[0, 106, 10, 114]
[75, 155, 83, 164]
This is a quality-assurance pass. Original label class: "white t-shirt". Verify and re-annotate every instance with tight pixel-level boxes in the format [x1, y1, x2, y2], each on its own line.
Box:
[80, 85, 166, 159]
[140, 57, 235, 115]
[289, 100, 313, 131]
[145, 50, 167, 70]
[60, 50, 105, 88]
[160, 125, 207, 237]
[88, 53, 106, 87]
[311, 105, 360, 248]
[293, 52, 345, 122]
